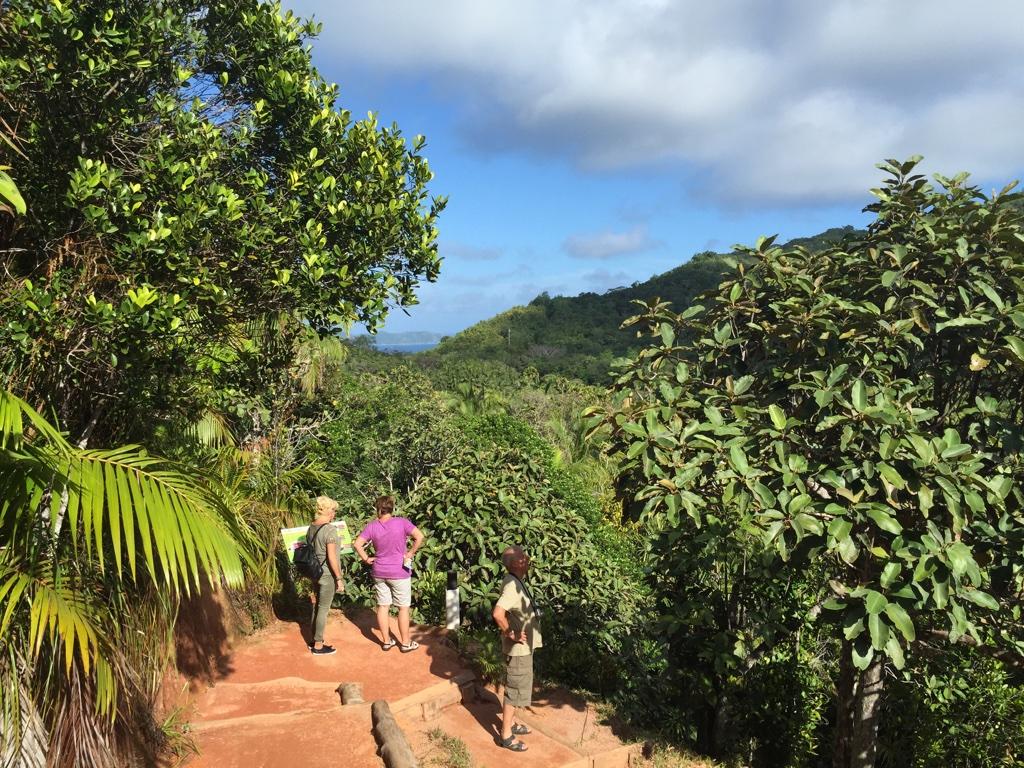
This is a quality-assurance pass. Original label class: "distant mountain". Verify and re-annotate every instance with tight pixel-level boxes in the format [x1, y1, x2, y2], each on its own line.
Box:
[424, 226, 863, 383]
[358, 331, 444, 345]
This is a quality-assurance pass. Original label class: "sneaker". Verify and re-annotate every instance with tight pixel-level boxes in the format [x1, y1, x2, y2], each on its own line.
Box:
[310, 644, 336, 655]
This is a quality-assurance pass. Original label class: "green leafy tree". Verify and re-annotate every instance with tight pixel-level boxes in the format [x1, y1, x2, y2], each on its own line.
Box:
[597, 159, 1024, 767]
[0, 0, 444, 443]
[311, 366, 459, 501]
[408, 416, 648, 691]
[878, 648, 1024, 767]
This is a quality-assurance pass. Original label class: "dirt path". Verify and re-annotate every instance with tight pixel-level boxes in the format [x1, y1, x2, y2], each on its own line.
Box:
[181, 608, 640, 768]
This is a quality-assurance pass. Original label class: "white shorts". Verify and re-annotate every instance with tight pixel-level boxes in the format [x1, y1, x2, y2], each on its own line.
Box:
[374, 578, 412, 607]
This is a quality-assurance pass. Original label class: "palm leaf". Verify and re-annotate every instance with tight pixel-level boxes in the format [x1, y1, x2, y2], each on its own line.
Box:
[0, 556, 102, 678]
[0, 391, 244, 654]
[60, 449, 244, 593]
[184, 410, 237, 449]
[0, 391, 69, 453]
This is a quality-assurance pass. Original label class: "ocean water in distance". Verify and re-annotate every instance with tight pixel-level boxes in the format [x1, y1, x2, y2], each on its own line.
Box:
[373, 342, 438, 354]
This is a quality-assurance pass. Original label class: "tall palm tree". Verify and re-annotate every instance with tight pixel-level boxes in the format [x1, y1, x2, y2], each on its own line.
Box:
[0, 389, 244, 767]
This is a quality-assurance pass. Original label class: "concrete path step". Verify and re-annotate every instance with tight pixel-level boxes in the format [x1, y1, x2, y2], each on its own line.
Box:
[515, 686, 635, 759]
[390, 670, 476, 720]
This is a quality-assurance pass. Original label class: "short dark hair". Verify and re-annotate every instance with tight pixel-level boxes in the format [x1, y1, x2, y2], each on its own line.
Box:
[375, 495, 395, 515]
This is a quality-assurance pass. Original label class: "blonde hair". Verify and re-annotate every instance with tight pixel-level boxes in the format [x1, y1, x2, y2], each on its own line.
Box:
[315, 495, 338, 517]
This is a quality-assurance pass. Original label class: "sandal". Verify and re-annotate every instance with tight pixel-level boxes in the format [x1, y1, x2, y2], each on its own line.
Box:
[400, 640, 420, 653]
[498, 736, 528, 752]
[512, 724, 531, 736]
[381, 639, 397, 651]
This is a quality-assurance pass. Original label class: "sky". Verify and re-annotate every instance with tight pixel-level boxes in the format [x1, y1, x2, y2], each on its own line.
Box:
[283, 0, 1024, 336]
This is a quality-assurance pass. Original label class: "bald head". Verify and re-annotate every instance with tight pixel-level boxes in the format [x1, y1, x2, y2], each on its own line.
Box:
[502, 546, 529, 577]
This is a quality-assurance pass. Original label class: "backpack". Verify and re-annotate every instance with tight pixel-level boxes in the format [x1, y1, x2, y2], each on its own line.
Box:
[293, 524, 327, 580]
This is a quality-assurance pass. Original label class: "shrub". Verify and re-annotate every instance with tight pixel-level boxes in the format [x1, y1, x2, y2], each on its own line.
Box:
[409, 416, 648, 689]
[878, 649, 1024, 767]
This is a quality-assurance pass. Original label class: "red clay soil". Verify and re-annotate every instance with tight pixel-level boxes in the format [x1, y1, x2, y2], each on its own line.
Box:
[181, 606, 640, 768]
[192, 706, 379, 768]
[399, 695, 582, 768]
[184, 608, 462, 768]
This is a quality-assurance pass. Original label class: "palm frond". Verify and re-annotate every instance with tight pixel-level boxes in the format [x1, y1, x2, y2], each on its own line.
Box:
[0, 391, 69, 453]
[292, 332, 347, 397]
[66, 449, 244, 592]
[0, 554, 112, 708]
[184, 410, 236, 449]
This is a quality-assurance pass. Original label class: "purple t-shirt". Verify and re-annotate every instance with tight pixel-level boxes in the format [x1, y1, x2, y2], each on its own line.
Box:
[358, 516, 415, 580]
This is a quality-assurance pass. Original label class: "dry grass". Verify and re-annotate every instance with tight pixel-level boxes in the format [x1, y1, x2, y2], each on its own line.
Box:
[426, 727, 473, 768]
[632, 743, 723, 768]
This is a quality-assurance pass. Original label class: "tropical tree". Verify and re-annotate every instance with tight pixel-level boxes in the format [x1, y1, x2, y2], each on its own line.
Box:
[0, 0, 444, 445]
[311, 367, 460, 501]
[0, 389, 244, 767]
[406, 414, 649, 691]
[596, 159, 1024, 767]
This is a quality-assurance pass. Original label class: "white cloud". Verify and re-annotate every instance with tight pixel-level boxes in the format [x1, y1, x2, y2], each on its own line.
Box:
[563, 225, 661, 259]
[287, 0, 1024, 203]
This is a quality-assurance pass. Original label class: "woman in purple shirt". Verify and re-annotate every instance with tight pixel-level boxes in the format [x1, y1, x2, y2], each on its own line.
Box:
[354, 495, 426, 652]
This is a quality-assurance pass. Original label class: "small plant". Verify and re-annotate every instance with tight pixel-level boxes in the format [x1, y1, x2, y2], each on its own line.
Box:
[426, 727, 473, 768]
[158, 696, 199, 767]
[453, 628, 504, 685]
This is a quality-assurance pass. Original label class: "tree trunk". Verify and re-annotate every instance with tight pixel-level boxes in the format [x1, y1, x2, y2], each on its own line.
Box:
[833, 639, 885, 768]
[710, 690, 732, 758]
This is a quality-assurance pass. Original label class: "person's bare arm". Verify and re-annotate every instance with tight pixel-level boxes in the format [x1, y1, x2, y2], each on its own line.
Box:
[492, 605, 526, 643]
[354, 535, 375, 565]
[406, 526, 425, 559]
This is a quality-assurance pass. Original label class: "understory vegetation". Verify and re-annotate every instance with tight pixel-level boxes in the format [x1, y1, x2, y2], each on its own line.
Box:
[0, 2, 1021, 768]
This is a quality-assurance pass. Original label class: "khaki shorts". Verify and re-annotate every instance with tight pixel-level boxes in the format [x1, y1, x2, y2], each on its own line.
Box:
[374, 578, 412, 607]
[504, 653, 534, 708]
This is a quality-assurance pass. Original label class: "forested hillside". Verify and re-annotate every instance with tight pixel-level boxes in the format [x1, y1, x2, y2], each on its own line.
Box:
[425, 227, 861, 381]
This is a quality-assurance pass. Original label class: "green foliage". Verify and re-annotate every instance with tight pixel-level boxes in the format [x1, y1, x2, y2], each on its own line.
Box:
[0, 0, 444, 442]
[453, 627, 506, 685]
[310, 366, 458, 501]
[735, 645, 834, 768]
[0, 169, 25, 216]
[878, 650, 1024, 767]
[598, 159, 1024, 762]
[407, 419, 648, 689]
[0, 390, 244, 765]
[460, 412, 551, 460]
[423, 356, 523, 392]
